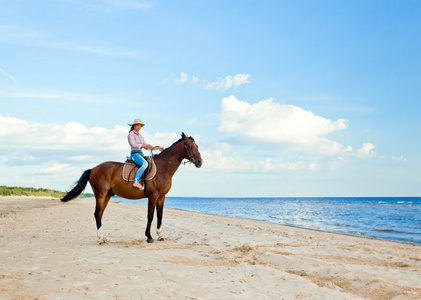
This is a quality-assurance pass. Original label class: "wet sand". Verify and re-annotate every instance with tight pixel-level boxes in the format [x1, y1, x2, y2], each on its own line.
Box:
[0, 196, 420, 299]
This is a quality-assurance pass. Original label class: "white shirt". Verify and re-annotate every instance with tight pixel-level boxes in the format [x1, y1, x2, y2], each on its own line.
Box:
[128, 130, 146, 150]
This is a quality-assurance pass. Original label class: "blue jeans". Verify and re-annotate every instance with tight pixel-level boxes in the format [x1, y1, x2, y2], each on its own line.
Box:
[130, 151, 148, 184]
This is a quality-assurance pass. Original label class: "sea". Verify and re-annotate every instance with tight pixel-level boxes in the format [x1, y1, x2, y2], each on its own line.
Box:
[115, 197, 421, 245]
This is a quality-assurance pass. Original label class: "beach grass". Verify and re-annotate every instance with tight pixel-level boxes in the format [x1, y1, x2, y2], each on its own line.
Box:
[0, 185, 92, 198]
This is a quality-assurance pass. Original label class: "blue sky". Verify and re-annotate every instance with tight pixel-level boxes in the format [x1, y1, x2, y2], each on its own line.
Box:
[1, 0, 420, 197]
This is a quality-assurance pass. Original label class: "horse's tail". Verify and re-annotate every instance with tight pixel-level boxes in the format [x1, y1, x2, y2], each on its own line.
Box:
[61, 169, 92, 202]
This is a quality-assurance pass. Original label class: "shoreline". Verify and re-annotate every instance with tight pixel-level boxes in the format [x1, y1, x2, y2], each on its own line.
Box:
[1, 196, 420, 299]
[4, 195, 417, 245]
[167, 206, 419, 246]
[114, 196, 421, 246]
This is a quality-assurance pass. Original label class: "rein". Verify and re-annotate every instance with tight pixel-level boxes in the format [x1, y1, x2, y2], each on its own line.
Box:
[168, 159, 191, 166]
[155, 139, 199, 166]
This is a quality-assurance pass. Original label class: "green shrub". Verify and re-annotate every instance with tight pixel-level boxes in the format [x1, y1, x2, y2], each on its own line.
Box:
[0, 186, 64, 198]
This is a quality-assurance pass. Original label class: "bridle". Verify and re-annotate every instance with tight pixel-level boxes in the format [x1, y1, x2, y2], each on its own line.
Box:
[184, 139, 201, 163]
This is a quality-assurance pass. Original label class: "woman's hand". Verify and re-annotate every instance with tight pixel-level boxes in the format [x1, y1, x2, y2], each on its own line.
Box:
[143, 144, 163, 151]
[151, 146, 164, 151]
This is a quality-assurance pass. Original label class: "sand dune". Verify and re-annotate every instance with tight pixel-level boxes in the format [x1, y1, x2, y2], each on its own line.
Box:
[0, 196, 420, 299]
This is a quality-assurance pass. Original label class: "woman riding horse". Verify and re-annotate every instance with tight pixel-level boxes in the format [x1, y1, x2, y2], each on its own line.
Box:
[61, 132, 202, 244]
[127, 118, 164, 190]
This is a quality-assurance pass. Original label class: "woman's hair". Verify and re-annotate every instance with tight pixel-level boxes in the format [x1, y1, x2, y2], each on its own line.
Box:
[129, 125, 135, 132]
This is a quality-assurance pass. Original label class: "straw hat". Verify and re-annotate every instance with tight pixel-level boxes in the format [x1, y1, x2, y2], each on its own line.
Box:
[129, 118, 145, 127]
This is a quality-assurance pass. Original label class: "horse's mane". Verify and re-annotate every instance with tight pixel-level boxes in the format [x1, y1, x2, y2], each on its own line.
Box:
[154, 135, 194, 157]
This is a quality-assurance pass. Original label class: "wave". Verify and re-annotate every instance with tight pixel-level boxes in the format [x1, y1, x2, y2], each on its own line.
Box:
[335, 223, 351, 227]
[371, 228, 404, 234]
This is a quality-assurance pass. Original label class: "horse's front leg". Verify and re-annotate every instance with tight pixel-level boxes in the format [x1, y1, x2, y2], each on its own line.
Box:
[156, 197, 165, 241]
[145, 196, 157, 243]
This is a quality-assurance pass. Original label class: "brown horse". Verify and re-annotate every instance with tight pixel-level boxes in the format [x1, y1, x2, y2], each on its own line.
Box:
[61, 133, 202, 244]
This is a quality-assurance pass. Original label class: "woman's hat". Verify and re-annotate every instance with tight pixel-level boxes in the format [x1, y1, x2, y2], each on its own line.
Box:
[129, 118, 145, 127]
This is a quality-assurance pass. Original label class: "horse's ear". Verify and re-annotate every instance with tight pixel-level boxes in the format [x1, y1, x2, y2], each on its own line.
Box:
[181, 132, 187, 139]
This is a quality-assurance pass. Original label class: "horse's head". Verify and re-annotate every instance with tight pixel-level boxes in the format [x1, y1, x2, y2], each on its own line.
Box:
[182, 132, 202, 168]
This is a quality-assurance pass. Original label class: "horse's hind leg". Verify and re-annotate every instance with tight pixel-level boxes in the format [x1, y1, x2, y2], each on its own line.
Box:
[156, 196, 165, 241]
[94, 191, 112, 244]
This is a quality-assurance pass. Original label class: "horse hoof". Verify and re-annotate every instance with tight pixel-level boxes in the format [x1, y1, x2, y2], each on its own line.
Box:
[158, 237, 165, 241]
[147, 238, 154, 243]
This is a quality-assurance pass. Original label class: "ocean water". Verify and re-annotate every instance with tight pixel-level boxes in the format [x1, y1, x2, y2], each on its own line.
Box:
[116, 197, 421, 245]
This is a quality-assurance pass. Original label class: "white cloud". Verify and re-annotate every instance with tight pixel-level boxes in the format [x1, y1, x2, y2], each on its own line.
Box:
[392, 155, 407, 162]
[308, 162, 321, 172]
[198, 140, 324, 173]
[263, 158, 306, 171]
[201, 148, 250, 171]
[0, 152, 36, 164]
[0, 115, 196, 189]
[188, 117, 198, 125]
[203, 73, 251, 91]
[218, 95, 348, 153]
[0, 116, 184, 155]
[166, 72, 251, 90]
[356, 143, 377, 157]
[33, 163, 74, 174]
[315, 138, 353, 156]
[68, 155, 95, 161]
[200, 146, 326, 173]
[0, 116, 115, 158]
[0, 111, 380, 184]
[0, 68, 16, 83]
[175, 72, 188, 85]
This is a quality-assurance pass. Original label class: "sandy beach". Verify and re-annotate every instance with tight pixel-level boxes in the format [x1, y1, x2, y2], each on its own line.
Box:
[0, 196, 420, 299]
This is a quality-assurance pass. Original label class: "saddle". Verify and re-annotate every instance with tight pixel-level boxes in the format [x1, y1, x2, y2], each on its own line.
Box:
[122, 156, 157, 183]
